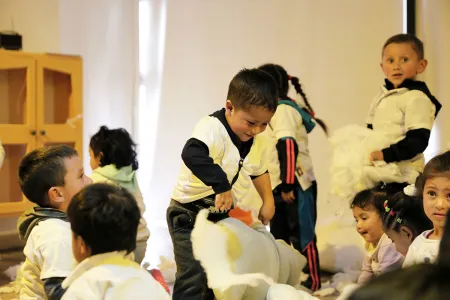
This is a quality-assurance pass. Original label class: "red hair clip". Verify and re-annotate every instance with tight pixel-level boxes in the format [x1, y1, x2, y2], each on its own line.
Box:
[288, 75, 292, 80]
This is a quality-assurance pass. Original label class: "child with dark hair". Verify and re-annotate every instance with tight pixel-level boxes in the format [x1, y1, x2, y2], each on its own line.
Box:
[258, 63, 326, 291]
[381, 185, 432, 256]
[351, 187, 404, 283]
[402, 150, 450, 267]
[89, 126, 150, 264]
[343, 209, 450, 300]
[17, 145, 92, 299]
[168, 68, 278, 299]
[367, 33, 441, 175]
[61, 183, 169, 299]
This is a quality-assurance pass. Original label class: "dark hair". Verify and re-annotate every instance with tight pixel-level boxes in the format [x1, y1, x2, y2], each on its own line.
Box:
[18, 145, 78, 207]
[382, 33, 425, 60]
[416, 150, 450, 196]
[347, 210, 450, 300]
[382, 190, 432, 237]
[226, 68, 278, 112]
[68, 183, 140, 255]
[90, 126, 139, 170]
[351, 187, 387, 213]
[258, 64, 328, 135]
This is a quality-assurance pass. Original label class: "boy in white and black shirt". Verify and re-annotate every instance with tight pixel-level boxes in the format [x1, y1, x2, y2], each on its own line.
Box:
[367, 33, 441, 173]
[168, 68, 278, 300]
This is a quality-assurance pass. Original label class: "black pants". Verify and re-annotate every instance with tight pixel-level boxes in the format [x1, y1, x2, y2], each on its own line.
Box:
[167, 199, 216, 300]
[270, 181, 322, 291]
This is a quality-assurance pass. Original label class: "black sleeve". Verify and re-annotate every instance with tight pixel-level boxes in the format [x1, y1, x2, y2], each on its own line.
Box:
[367, 124, 373, 130]
[43, 277, 66, 300]
[181, 138, 231, 194]
[276, 137, 299, 193]
[382, 128, 431, 163]
[250, 170, 269, 180]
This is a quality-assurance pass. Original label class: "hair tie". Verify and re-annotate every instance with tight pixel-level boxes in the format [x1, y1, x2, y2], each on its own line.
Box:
[396, 217, 403, 224]
[384, 200, 390, 212]
[390, 210, 396, 216]
[288, 75, 292, 80]
[404, 184, 417, 196]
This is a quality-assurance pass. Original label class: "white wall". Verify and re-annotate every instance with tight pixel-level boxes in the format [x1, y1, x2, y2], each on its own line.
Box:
[0, 0, 60, 53]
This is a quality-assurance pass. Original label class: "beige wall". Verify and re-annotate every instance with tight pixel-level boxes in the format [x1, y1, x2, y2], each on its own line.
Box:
[0, 0, 60, 52]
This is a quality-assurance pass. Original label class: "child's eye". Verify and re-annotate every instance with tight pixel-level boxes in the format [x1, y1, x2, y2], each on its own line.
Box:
[401, 57, 409, 62]
[247, 121, 255, 126]
[387, 58, 394, 63]
[428, 191, 436, 197]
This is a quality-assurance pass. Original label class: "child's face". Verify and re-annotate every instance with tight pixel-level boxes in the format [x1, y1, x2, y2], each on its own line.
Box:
[89, 147, 101, 170]
[72, 232, 91, 263]
[59, 155, 92, 211]
[380, 42, 427, 88]
[225, 100, 274, 142]
[423, 176, 450, 235]
[385, 227, 413, 256]
[353, 205, 384, 244]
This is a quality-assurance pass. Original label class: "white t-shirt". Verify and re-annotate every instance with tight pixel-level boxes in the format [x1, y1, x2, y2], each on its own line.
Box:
[172, 114, 268, 203]
[20, 218, 76, 300]
[403, 230, 440, 268]
[61, 252, 170, 300]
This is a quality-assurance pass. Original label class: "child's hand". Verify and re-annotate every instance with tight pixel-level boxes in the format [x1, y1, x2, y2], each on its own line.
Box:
[281, 191, 295, 203]
[369, 151, 384, 164]
[258, 202, 275, 225]
[215, 190, 233, 211]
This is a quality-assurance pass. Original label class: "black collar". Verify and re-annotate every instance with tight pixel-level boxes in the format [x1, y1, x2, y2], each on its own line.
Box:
[210, 108, 254, 158]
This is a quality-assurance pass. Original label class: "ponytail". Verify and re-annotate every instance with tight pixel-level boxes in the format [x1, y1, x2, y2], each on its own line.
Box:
[289, 76, 328, 136]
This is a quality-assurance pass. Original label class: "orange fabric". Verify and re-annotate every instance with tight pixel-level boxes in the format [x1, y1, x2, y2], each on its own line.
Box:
[229, 207, 254, 226]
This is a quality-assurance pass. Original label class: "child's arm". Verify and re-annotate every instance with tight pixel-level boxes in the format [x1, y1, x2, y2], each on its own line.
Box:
[357, 256, 374, 284]
[371, 95, 435, 163]
[252, 173, 275, 225]
[182, 118, 233, 209]
[271, 105, 301, 201]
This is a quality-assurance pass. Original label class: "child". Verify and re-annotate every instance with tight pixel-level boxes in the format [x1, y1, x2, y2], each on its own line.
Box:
[258, 63, 327, 291]
[89, 125, 150, 264]
[168, 68, 278, 299]
[61, 183, 169, 299]
[402, 150, 450, 267]
[17, 145, 92, 299]
[343, 209, 450, 300]
[382, 184, 432, 256]
[367, 33, 441, 173]
[351, 187, 404, 283]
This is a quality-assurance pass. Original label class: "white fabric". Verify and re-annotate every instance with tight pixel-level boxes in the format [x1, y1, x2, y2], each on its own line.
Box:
[366, 85, 436, 172]
[61, 252, 169, 300]
[20, 219, 76, 300]
[90, 166, 150, 243]
[172, 115, 268, 203]
[263, 104, 315, 191]
[266, 284, 319, 300]
[329, 124, 420, 201]
[402, 230, 440, 268]
[191, 210, 306, 300]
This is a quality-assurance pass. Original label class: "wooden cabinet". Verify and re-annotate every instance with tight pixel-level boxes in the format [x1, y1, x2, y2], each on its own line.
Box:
[0, 50, 83, 215]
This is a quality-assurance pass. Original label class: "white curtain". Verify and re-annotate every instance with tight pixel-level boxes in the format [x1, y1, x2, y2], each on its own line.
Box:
[417, 0, 450, 158]
[59, 0, 140, 170]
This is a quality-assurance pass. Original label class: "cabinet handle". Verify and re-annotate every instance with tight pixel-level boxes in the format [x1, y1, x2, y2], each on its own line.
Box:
[40, 130, 46, 136]
[30, 130, 36, 136]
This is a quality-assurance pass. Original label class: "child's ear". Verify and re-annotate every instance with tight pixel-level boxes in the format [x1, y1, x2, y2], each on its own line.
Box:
[225, 100, 234, 116]
[417, 59, 428, 74]
[401, 226, 414, 242]
[48, 187, 65, 205]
